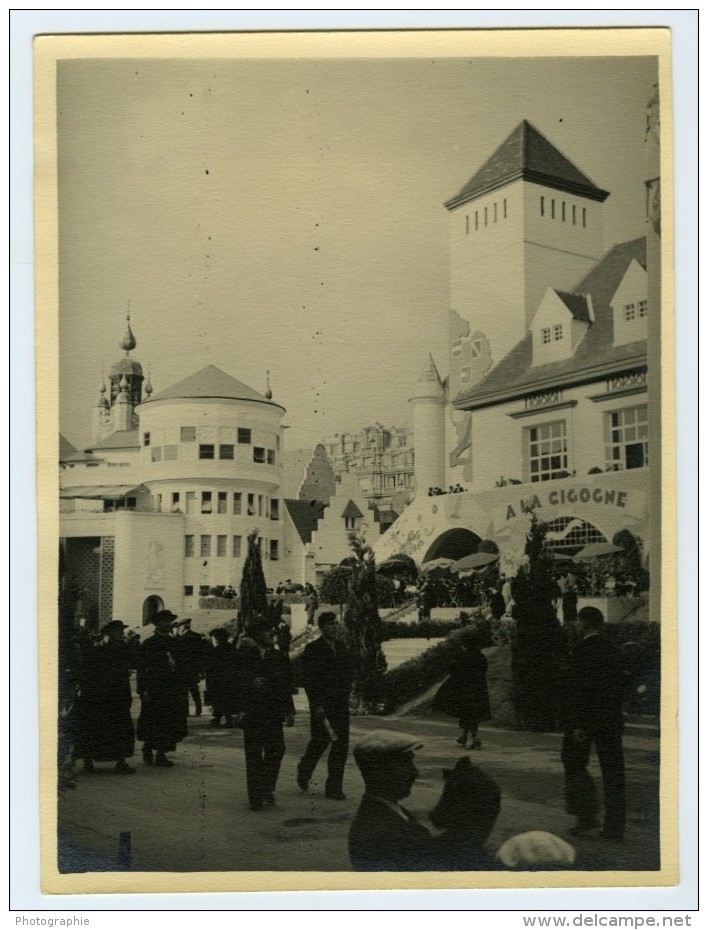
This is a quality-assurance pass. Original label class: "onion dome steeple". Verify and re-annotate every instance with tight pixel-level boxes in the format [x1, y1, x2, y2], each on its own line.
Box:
[108, 306, 144, 410]
[120, 311, 137, 354]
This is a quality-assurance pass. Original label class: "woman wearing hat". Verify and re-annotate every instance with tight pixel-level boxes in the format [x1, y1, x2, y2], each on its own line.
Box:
[136, 610, 189, 767]
[73, 620, 137, 775]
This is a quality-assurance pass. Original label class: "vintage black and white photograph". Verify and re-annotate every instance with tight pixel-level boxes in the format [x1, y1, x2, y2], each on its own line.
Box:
[34, 28, 675, 894]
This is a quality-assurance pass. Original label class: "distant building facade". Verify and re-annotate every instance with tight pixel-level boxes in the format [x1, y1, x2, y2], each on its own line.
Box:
[318, 424, 415, 530]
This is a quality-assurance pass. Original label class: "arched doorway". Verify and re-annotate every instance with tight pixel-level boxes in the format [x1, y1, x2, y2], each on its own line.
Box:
[142, 595, 164, 625]
[422, 528, 482, 563]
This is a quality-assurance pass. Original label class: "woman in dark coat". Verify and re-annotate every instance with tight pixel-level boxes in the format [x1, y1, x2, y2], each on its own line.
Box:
[73, 620, 137, 774]
[432, 631, 491, 749]
[136, 610, 188, 766]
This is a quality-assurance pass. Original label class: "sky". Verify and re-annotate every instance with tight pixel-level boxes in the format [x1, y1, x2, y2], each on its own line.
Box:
[57, 53, 658, 453]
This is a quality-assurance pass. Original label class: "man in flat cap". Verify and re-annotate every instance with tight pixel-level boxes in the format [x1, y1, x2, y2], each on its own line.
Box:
[136, 609, 188, 767]
[297, 611, 353, 800]
[73, 620, 137, 774]
[349, 730, 502, 871]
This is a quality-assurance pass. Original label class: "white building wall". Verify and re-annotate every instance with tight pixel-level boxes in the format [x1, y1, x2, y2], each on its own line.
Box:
[308, 474, 372, 570]
[469, 381, 649, 493]
[449, 180, 604, 372]
[449, 180, 526, 370]
[110, 511, 185, 623]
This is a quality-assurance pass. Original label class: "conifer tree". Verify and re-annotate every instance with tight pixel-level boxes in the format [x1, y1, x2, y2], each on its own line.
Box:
[510, 511, 564, 731]
[239, 529, 268, 628]
[342, 531, 388, 713]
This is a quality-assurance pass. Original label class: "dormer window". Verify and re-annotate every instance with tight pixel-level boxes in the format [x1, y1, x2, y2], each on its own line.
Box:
[624, 303, 636, 321]
[638, 299, 648, 318]
[553, 324, 563, 341]
[541, 327, 552, 345]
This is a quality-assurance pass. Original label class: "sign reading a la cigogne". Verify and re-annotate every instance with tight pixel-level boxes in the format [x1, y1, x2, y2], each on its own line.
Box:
[498, 483, 646, 523]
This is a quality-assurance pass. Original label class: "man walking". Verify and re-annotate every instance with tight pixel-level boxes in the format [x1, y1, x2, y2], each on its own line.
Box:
[561, 606, 627, 841]
[297, 612, 353, 800]
[176, 618, 205, 716]
[235, 620, 295, 811]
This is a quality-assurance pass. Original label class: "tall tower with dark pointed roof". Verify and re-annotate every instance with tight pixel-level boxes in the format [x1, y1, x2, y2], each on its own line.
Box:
[445, 120, 609, 380]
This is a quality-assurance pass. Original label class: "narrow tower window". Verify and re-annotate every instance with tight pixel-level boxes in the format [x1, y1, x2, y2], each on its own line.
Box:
[503, 198, 507, 219]
[562, 202, 566, 222]
[540, 196, 545, 217]
[551, 199, 556, 219]
[494, 203, 498, 223]
[484, 207, 488, 227]
[582, 208, 587, 228]
[465, 214, 470, 235]
[572, 205, 577, 225]
[475, 211, 479, 231]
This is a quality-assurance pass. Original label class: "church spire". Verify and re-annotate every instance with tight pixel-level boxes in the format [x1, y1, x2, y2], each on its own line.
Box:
[119, 302, 137, 355]
[264, 369, 273, 400]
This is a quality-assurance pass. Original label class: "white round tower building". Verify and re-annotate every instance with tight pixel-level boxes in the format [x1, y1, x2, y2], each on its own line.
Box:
[409, 354, 447, 497]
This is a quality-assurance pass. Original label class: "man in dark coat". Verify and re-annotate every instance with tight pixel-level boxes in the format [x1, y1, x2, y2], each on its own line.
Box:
[235, 620, 295, 811]
[176, 619, 206, 716]
[73, 620, 137, 774]
[349, 730, 501, 871]
[136, 609, 188, 767]
[296, 611, 353, 800]
[561, 606, 626, 841]
[204, 627, 239, 727]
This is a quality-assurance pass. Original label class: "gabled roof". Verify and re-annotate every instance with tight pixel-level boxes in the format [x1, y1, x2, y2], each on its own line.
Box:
[341, 500, 364, 520]
[453, 238, 647, 411]
[444, 120, 610, 211]
[59, 434, 77, 461]
[285, 499, 327, 545]
[554, 290, 593, 324]
[91, 429, 140, 451]
[145, 365, 284, 411]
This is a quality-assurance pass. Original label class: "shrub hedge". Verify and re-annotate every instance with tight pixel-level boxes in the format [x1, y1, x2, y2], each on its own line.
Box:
[382, 616, 661, 718]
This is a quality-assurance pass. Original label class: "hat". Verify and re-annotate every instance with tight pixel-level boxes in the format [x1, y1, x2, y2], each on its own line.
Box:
[180, 618, 192, 626]
[317, 611, 338, 628]
[210, 627, 229, 641]
[353, 730, 423, 766]
[153, 609, 178, 622]
[100, 620, 128, 636]
[495, 832, 576, 870]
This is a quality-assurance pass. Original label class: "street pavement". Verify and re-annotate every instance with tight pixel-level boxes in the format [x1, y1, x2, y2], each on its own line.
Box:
[58, 690, 660, 876]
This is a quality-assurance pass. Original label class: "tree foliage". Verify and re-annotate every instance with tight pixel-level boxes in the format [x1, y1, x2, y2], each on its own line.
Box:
[342, 531, 388, 713]
[509, 511, 564, 732]
[239, 529, 268, 628]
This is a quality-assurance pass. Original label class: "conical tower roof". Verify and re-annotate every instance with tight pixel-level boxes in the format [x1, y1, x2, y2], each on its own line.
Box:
[145, 364, 285, 411]
[409, 354, 446, 402]
[444, 120, 609, 210]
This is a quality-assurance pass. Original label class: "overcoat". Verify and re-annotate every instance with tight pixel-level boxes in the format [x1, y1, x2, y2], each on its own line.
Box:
[136, 632, 188, 751]
[73, 640, 137, 762]
[432, 647, 491, 727]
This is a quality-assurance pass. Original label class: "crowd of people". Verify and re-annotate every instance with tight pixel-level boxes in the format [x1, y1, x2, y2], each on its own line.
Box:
[69, 602, 629, 869]
[427, 484, 467, 496]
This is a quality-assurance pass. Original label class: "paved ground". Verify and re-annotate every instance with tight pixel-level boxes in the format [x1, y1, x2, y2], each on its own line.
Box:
[58, 696, 660, 876]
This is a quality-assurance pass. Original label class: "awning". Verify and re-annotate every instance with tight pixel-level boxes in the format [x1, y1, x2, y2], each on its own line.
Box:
[60, 485, 144, 501]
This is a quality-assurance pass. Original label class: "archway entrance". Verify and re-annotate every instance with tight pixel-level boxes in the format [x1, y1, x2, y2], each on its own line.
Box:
[422, 528, 482, 563]
[142, 595, 164, 625]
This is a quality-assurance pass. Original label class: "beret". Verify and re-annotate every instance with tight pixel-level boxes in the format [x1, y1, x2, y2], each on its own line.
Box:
[496, 831, 576, 869]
